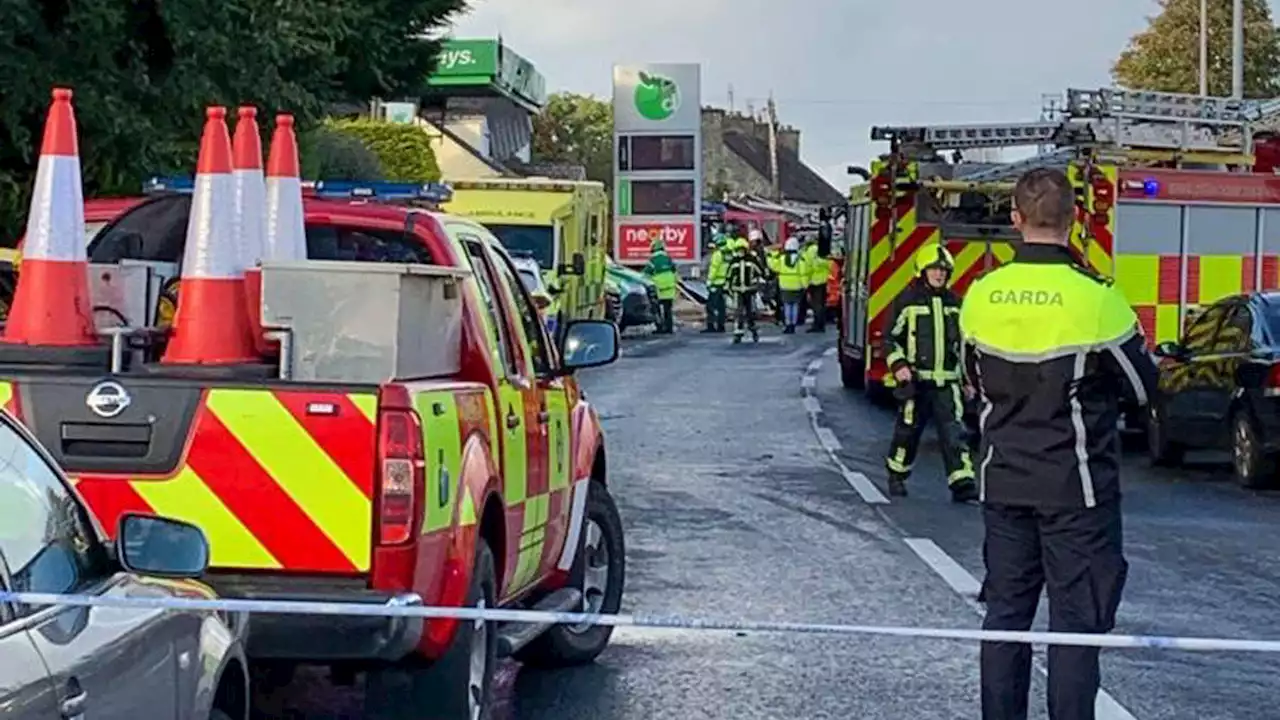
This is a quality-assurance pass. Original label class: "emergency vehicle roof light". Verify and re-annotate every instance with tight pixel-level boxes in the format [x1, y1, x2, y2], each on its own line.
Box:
[309, 180, 453, 203]
[1143, 179, 1160, 196]
[143, 175, 195, 194]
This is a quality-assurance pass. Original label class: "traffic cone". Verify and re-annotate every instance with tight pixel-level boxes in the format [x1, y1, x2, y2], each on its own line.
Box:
[233, 106, 270, 354]
[162, 106, 258, 365]
[264, 114, 307, 262]
[4, 87, 98, 347]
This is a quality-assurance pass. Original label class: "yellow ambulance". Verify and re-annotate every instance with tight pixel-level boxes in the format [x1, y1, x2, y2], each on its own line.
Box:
[442, 177, 609, 328]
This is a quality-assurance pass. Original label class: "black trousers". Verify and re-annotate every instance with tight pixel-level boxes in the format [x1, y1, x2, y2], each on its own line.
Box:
[733, 290, 757, 333]
[705, 287, 726, 331]
[980, 500, 1128, 720]
[884, 382, 973, 484]
[808, 284, 826, 329]
[658, 299, 674, 333]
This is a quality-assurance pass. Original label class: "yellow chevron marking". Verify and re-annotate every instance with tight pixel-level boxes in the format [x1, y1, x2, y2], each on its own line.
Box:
[206, 389, 371, 571]
[870, 225, 939, 322]
[132, 467, 279, 569]
[0, 382, 13, 409]
[348, 393, 377, 423]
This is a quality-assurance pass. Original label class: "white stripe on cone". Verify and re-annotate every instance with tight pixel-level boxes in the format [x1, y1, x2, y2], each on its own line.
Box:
[234, 168, 266, 271]
[24, 155, 86, 262]
[265, 175, 306, 261]
[182, 173, 240, 278]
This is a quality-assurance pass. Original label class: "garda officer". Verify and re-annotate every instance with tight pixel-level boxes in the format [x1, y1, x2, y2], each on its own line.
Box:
[703, 234, 729, 333]
[801, 235, 830, 332]
[726, 232, 766, 343]
[960, 168, 1157, 720]
[882, 242, 977, 501]
[768, 237, 807, 333]
[643, 237, 678, 334]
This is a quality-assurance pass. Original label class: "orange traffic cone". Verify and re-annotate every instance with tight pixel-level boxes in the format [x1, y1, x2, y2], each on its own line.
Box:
[264, 114, 307, 261]
[162, 106, 258, 365]
[4, 87, 98, 347]
[233, 106, 270, 354]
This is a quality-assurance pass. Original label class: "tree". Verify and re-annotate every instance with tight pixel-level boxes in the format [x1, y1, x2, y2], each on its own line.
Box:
[325, 119, 441, 181]
[1113, 0, 1280, 97]
[0, 0, 466, 240]
[531, 93, 613, 187]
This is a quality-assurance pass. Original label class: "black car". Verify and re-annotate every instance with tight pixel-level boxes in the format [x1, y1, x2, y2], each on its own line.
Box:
[1147, 292, 1280, 488]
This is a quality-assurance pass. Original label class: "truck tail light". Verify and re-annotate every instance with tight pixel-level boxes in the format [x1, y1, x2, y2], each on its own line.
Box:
[1090, 172, 1114, 215]
[377, 386, 424, 545]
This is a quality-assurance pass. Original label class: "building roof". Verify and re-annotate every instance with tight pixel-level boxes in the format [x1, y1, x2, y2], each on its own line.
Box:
[721, 131, 845, 205]
[429, 121, 519, 177]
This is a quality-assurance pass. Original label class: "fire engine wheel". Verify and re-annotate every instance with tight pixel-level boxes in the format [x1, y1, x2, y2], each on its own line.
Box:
[364, 541, 497, 720]
[839, 352, 865, 390]
[517, 480, 625, 668]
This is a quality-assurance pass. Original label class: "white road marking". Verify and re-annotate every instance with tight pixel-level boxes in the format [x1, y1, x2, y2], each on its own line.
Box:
[800, 375, 816, 389]
[815, 426, 841, 451]
[803, 396, 822, 415]
[842, 467, 889, 504]
[903, 539, 1138, 719]
[904, 538, 983, 597]
[808, 359, 823, 372]
[824, 347, 836, 357]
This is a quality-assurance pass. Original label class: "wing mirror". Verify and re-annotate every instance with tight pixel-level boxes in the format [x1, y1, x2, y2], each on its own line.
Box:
[1152, 341, 1183, 359]
[116, 513, 209, 579]
[556, 320, 619, 374]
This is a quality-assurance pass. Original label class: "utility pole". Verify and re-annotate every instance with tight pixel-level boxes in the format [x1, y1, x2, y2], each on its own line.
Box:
[1232, 0, 1244, 98]
[728, 84, 734, 112]
[766, 93, 780, 201]
[1199, 0, 1208, 96]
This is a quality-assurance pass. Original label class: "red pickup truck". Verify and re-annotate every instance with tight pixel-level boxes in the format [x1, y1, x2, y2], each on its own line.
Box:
[6, 189, 627, 720]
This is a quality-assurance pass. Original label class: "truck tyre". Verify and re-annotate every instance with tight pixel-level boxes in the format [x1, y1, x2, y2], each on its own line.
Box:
[364, 541, 498, 720]
[517, 480, 625, 668]
[839, 351, 864, 390]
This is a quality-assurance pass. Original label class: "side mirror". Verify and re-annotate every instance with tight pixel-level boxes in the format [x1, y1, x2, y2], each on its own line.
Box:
[557, 320, 620, 373]
[1152, 341, 1182, 359]
[531, 291, 552, 311]
[116, 513, 209, 579]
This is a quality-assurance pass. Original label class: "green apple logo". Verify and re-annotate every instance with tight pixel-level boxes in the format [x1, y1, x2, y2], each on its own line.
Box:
[634, 71, 680, 121]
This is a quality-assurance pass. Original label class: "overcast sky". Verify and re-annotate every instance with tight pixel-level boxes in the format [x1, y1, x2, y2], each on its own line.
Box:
[451, 1, 1280, 191]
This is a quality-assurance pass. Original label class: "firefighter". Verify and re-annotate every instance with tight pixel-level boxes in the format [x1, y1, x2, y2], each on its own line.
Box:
[801, 234, 830, 332]
[882, 241, 978, 502]
[768, 237, 807, 333]
[703, 234, 728, 333]
[726, 232, 766, 343]
[643, 237, 678, 334]
[960, 168, 1157, 720]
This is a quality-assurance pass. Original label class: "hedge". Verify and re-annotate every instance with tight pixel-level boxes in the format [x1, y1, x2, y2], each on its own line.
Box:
[299, 125, 385, 181]
[325, 118, 441, 182]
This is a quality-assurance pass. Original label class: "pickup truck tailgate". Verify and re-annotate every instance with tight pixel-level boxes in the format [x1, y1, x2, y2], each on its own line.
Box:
[4, 377, 377, 574]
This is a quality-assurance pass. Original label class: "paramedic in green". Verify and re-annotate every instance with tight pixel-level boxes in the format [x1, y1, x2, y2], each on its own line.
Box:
[703, 233, 729, 333]
[643, 237, 678, 334]
[960, 168, 1157, 720]
[881, 241, 977, 502]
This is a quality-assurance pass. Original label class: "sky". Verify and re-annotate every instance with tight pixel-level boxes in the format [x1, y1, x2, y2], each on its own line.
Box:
[450, 0, 1280, 192]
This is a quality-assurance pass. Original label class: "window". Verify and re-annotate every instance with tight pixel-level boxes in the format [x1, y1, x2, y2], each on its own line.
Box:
[305, 226, 431, 264]
[483, 225, 555, 270]
[1261, 301, 1280, 340]
[516, 268, 541, 294]
[631, 180, 696, 215]
[629, 135, 696, 170]
[0, 420, 105, 612]
[490, 249, 553, 376]
[1212, 304, 1254, 354]
[89, 195, 192, 263]
[1182, 303, 1229, 353]
[460, 236, 516, 375]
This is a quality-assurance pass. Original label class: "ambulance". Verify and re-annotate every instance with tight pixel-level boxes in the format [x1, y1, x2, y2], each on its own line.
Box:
[441, 177, 609, 329]
[839, 87, 1280, 412]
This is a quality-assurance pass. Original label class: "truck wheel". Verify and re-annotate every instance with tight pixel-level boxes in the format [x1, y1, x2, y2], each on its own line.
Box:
[839, 352, 864, 389]
[517, 480, 625, 668]
[364, 541, 498, 720]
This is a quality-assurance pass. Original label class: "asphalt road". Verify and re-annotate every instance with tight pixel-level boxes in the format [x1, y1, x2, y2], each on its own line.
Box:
[260, 321, 1280, 719]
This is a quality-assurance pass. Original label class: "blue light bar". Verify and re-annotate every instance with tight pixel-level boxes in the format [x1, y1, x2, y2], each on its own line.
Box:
[310, 180, 453, 203]
[143, 175, 195, 194]
[1143, 178, 1160, 197]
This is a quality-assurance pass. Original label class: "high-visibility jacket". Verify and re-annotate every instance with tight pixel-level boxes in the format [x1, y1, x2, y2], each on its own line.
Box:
[960, 243, 1158, 508]
[727, 248, 765, 293]
[802, 244, 830, 286]
[768, 250, 807, 291]
[644, 250, 678, 300]
[707, 247, 728, 287]
[826, 260, 843, 307]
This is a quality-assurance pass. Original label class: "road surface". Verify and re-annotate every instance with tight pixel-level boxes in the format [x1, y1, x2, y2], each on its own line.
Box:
[260, 324, 1279, 719]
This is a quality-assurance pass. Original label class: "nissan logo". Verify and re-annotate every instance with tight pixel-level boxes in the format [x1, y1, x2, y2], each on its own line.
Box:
[86, 381, 131, 418]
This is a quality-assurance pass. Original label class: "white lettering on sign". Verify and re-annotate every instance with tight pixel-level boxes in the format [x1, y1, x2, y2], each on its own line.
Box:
[441, 49, 474, 69]
[620, 225, 689, 244]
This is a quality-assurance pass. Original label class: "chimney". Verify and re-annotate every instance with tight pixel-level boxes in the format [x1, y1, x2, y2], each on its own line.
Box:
[778, 127, 800, 155]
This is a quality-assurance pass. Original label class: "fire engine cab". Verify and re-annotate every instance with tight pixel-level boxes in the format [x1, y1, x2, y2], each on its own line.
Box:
[839, 87, 1280, 413]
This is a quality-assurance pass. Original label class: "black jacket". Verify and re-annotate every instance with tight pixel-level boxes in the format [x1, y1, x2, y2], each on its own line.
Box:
[960, 244, 1158, 508]
[883, 280, 964, 384]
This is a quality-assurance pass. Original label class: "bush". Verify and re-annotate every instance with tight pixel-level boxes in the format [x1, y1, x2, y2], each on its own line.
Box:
[325, 118, 441, 182]
[299, 125, 384, 181]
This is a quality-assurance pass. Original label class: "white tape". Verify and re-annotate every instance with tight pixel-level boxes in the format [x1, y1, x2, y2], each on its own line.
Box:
[3, 591, 1279, 653]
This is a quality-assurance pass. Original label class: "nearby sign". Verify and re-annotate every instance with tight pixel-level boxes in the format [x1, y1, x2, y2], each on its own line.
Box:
[613, 63, 702, 266]
[617, 223, 696, 262]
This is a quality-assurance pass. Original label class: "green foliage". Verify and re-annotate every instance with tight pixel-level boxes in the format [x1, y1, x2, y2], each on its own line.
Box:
[532, 93, 613, 188]
[1113, 0, 1280, 97]
[0, 0, 466, 241]
[299, 125, 384, 181]
[325, 119, 440, 181]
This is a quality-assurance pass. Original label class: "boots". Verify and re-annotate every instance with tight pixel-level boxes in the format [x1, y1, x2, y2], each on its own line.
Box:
[887, 473, 908, 497]
[949, 478, 978, 504]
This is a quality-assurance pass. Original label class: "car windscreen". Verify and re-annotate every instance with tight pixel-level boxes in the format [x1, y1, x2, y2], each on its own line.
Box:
[517, 269, 540, 293]
[1261, 302, 1280, 341]
[484, 224, 554, 270]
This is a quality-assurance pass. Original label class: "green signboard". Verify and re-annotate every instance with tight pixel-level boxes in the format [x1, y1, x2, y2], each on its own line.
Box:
[433, 39, 499, 78]
[429, 38, 547, 111]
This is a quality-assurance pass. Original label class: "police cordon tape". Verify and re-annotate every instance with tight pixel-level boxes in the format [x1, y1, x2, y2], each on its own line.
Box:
[3, 591, 1280, 653]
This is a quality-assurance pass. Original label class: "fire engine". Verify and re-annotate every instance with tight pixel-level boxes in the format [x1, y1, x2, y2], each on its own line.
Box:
[839, 87, 1280, 410]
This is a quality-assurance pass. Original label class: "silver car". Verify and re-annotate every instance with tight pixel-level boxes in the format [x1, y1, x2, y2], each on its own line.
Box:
[0, 411, 248, 720]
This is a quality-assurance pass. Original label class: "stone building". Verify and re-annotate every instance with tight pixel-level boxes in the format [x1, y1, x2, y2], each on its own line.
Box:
[701, 108, 845, 207]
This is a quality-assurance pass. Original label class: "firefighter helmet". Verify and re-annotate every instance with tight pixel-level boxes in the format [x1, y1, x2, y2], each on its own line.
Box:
[914, 242, 955, 275]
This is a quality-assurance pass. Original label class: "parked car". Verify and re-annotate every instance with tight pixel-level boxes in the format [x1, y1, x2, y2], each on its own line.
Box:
[1147, 292, 1280, 488]
[0, 409, 248, 720]
[606, 259, 657, 331]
